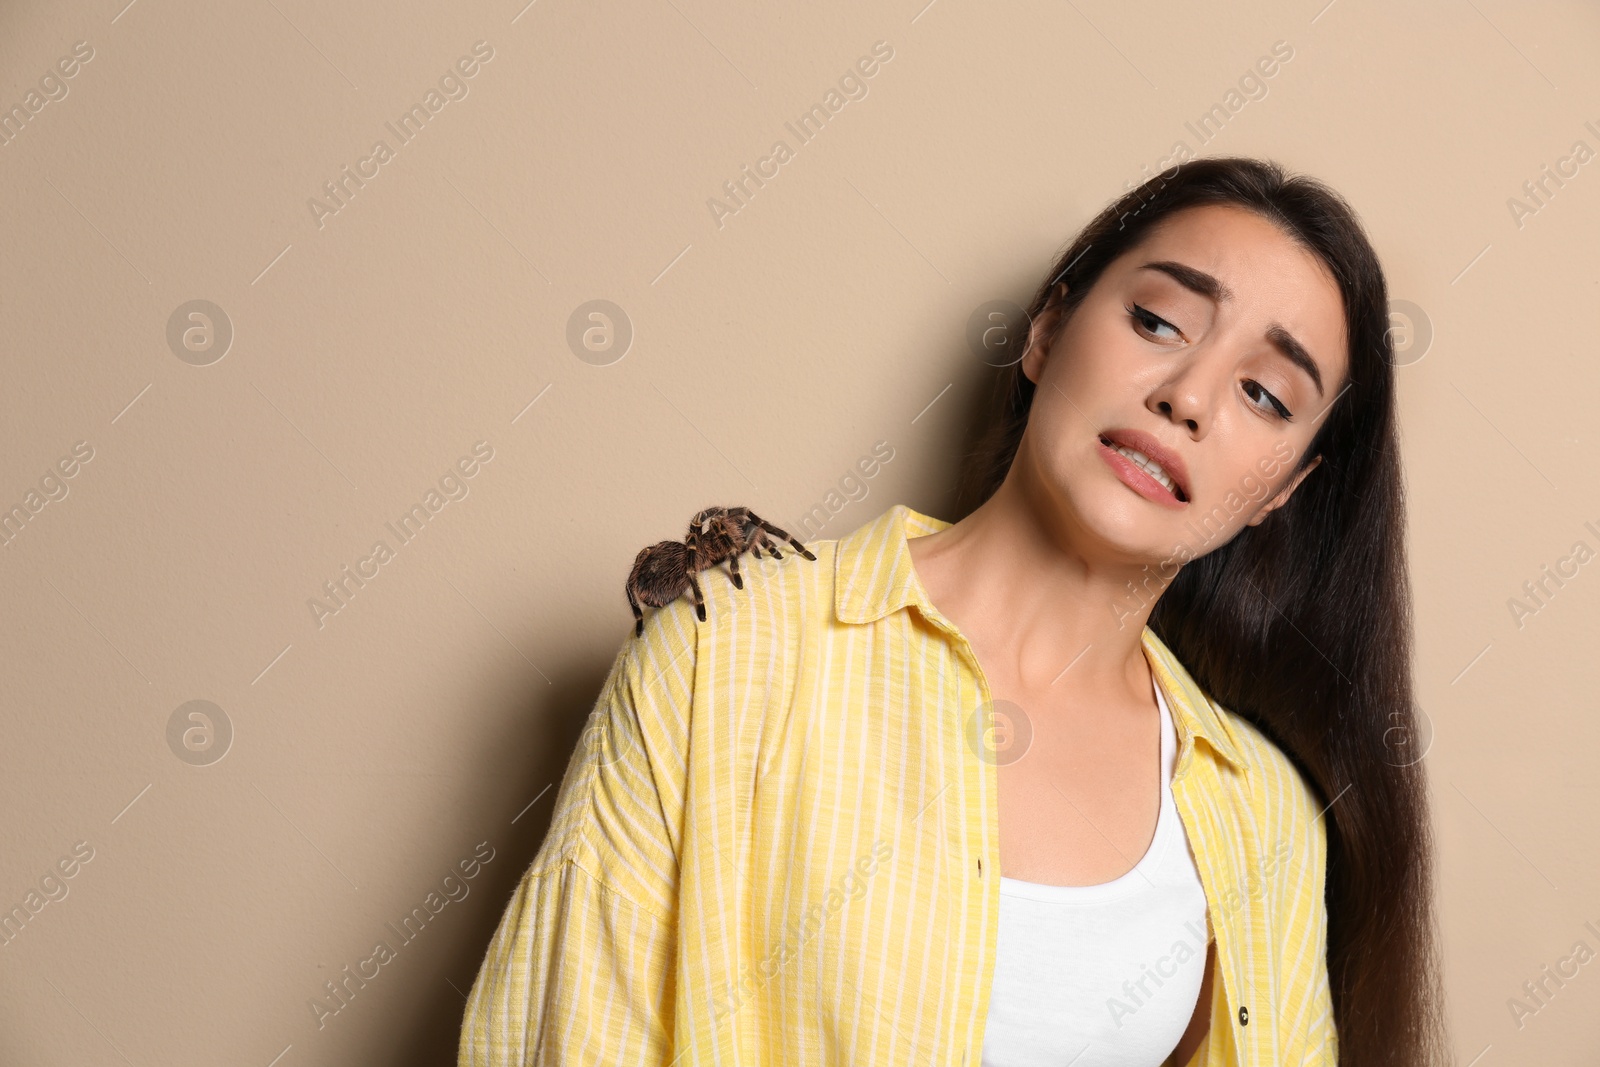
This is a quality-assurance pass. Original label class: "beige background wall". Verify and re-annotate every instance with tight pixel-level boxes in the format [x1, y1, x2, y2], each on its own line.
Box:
[2, 0, 1597, 1062]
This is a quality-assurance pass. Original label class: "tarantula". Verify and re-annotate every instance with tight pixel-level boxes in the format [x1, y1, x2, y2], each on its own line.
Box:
[626, 506, 817, 636]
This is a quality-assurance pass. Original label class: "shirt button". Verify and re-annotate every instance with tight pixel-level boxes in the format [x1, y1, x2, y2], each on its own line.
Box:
[1239, 1005, 1249, 1025]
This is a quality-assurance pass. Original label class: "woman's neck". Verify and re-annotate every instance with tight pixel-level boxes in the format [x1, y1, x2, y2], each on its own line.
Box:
[905, 477, 1165, 704]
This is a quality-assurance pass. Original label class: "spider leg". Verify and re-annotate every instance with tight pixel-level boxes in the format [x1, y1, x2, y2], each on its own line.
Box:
[628, 583, 645, 637]
[748, 530, 782, 560]
[688, 572, 706, 621]
[727, 552, 744, 590]
[751, 513, 817, 561]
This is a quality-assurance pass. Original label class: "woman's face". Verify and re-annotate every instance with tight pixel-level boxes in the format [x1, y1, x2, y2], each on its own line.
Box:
[1018, 202, 1350, 567]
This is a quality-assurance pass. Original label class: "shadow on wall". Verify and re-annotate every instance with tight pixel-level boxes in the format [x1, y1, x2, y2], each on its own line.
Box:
[382, 315, 1015, 1061]
[393, 646, 620, 1065]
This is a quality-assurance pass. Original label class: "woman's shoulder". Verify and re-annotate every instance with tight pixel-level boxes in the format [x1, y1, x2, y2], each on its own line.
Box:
[1146, 628, 1327, 841]
[628, 501, 943, 649]
[1204, 699, 1330, 866]
[628, 526, 842, 673]
[667, 532, 838, 631]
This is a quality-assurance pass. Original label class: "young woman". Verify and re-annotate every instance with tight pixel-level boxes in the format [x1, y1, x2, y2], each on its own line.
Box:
[460, 157, 1448, 1067]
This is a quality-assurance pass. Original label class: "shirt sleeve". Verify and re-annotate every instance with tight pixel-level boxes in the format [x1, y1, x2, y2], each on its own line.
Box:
[458, 599, 698, 1066]
[1282, 778, 1338, 1066]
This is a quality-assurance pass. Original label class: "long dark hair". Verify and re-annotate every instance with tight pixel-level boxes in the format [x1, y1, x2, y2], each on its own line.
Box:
[954, 157, 1447, 1066]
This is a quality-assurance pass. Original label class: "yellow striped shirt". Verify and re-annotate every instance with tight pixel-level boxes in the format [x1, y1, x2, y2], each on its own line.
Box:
[460, 503, 1336, 1066]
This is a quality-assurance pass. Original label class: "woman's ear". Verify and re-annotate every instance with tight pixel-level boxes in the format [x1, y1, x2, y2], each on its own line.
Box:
[1021, 284, 1068, 385]
[1246, 454, 1322, 526]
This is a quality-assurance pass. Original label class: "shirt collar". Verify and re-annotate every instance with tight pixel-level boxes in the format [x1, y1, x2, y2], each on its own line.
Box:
[834, 502, 1249, 775]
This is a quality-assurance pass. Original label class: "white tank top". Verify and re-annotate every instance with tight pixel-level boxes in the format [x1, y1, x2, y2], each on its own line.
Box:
[980, 677, 1212, 1067]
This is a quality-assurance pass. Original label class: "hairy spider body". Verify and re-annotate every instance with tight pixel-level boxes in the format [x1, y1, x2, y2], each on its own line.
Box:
[626, 506, 817, 636]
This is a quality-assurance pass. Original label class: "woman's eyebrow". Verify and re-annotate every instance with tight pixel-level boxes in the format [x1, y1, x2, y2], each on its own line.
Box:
[1264, 323, 1324, 397]
[1140, 260, 1234, 303]
[1137, 260, 1326, 397]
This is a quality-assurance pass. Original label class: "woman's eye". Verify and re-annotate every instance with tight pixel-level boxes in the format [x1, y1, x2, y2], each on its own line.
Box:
[1242, 379, 1293, 420]
[1126, 303, 1181, 341]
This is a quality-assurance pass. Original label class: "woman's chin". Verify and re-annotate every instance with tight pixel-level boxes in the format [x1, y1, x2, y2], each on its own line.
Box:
[1072, 518, 1188, 569]
[1053, 487, 1177, 555]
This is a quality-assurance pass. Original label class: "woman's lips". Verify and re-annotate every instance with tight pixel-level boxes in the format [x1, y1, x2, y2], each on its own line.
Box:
[1095, 436, 1189, 509]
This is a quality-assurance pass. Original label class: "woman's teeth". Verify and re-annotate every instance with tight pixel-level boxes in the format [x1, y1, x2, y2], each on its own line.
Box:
[1107, 441, 1181, 499]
